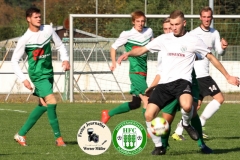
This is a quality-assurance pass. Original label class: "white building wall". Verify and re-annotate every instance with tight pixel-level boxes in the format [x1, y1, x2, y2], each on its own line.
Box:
[0, 61, 239, 94]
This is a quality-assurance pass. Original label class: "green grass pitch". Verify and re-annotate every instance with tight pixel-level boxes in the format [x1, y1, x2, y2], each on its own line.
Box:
[0, 102, 240, 160]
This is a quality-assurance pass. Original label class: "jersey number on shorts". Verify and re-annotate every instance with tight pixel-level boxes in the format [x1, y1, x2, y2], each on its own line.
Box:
[209, 85, 217, 92]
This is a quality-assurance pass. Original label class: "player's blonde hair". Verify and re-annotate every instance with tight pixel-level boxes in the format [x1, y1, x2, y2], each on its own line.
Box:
[131, 10, 146, 22]
[199, 6, 213, 17]
[162, 17, 170, 24]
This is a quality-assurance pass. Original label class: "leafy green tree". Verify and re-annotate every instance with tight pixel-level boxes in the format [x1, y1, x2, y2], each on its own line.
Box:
[4, 0, 40, 9]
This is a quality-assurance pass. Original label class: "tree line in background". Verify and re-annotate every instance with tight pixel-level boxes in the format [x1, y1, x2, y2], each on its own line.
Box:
[1, 0, 240, 44]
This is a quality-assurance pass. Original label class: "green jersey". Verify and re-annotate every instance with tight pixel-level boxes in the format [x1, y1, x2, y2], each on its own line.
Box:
[112, 27, 153, 74]
[11, 25, 69, 82]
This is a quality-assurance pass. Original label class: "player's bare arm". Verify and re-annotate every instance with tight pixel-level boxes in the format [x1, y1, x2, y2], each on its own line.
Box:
[206, 53, 239, 86]
[117, 46, 148, 64]
[110, 48, 117, 71]
[145, 74, 160, 97]
[147, 74, 160, 90]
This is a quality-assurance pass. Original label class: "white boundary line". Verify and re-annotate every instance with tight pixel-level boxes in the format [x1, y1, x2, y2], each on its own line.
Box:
[0, 108, 27, 113]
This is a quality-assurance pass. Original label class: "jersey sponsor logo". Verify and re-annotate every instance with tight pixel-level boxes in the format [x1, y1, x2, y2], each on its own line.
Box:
[39, 54, 50, 59]
[32, 48, 50, 60]
[33, 49, 44, 61]
[132, 46, 140, 49]
[167, 53, 185, 57]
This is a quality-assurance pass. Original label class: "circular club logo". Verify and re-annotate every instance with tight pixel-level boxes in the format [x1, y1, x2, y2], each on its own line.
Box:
[77, 120, 112, 155]
[112, 120, 147, 156]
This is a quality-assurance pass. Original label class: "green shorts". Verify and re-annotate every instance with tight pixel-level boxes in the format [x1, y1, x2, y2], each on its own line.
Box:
[33, 77, 54, 98]
[129, 74, 147, 96]
[161, 99, 180, 114]
[161, 79, 200, 114]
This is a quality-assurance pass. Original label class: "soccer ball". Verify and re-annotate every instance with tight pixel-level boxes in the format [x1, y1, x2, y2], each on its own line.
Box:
[150, 117, 169, 136]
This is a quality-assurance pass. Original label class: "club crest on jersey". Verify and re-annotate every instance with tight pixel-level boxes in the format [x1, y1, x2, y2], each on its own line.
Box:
[181, 46, 187, 53]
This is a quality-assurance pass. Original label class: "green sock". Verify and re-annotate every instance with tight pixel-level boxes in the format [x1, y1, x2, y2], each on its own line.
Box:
[191, 114, 204, 146]
[161, 125, 171, 148]
[18, 105, 47, 136]
[108, 102, 130, 117]
[47, 104, 61, 139]
[142, 108, 146, 120]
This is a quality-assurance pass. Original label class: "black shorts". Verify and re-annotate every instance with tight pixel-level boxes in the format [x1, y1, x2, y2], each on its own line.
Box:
[148, 79, 192, 110]
[197, 76, 221, 101]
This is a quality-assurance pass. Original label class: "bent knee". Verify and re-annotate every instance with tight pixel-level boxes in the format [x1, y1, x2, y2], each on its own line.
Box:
[145, 112, 154, 122]
[218, 97, 224, 104]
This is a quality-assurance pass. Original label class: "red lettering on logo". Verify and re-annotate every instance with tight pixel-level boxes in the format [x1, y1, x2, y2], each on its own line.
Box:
[33, 49, 44, 61]
[132, 46, 140, 49]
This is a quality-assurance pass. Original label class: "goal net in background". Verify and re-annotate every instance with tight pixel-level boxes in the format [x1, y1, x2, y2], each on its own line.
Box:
[1, 14, 240, 103]
[68, 14, 240, 103]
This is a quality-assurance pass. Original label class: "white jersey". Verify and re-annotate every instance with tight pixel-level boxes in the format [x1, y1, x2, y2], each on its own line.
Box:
[191, 26, 224, 78]
[146, 32, 210, 84]
[156, 51, 163, 75]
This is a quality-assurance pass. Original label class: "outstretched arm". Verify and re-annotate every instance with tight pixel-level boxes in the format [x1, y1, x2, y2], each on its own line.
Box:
[117, 46, 148, 64]
[206, 53, 239, 86]
[110, 47, 117, 71]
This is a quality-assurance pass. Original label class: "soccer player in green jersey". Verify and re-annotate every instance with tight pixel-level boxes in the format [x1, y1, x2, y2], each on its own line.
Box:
[101, 10, 153, 123]
[11, 7, 70, 146]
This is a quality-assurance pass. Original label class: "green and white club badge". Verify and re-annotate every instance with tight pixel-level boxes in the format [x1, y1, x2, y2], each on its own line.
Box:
[112, 120, 147, 155]
[77, 120, 112, 155]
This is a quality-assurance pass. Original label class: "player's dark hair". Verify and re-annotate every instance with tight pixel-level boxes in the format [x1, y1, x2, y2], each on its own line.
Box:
[26, 7, 40, 18]
[199, 6, 213, 17]
[170, 10, 185, 20]
[131, 10, 146, 22]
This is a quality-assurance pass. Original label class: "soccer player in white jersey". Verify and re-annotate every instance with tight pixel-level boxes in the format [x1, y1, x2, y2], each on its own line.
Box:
[172, 6, 229, 140]
[11, 7, 70, 146]
[146, 17, 212, 155]
[117, 10, 239, 155]
[100, 10, 153, 124]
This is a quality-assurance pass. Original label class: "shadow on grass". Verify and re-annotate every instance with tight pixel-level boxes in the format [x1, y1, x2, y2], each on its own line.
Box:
[65, 141, 78, 145]
[218, 136, 240, 140]
[0, 154, 11, 156]
[201, 136, 240, 141]
[163, 146, 240, 155]
[213, 147, 240, 154]
[166, 149, 201, 155]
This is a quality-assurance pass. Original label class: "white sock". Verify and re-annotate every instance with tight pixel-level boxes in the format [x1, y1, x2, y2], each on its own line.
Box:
[174, 120, 184, 135]
[200, 99, 221, 126]
[181, 106, 193, 126]
[146, 121, 162, 147]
